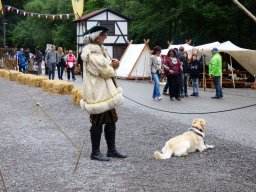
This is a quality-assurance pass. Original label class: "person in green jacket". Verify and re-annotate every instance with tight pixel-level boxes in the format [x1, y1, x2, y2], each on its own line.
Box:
[209, 48, 223, 99]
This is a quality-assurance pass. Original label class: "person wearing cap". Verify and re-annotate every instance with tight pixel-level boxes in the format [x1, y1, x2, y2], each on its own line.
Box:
[209, 48, 223, 99]
[80, 25, 126, 161]
[150, 46, 163, 101]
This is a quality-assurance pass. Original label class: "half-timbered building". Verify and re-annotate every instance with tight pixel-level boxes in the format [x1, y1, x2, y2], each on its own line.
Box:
[74, 8, 130, 59]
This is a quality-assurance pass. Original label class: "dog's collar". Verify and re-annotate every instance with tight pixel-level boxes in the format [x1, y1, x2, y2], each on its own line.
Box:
[188, 127, 205, 138]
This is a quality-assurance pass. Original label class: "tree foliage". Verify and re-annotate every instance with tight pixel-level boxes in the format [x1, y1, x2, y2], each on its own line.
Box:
[0, 0, 256, 51]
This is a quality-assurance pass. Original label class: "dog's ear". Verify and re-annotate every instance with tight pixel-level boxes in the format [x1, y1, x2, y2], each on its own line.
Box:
[192, 118, 197, 125]
[200, 119, 206, 130]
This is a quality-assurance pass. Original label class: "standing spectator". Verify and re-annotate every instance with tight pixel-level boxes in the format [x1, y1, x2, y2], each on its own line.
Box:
[150, 46, 163, 101]
[57, 47, 65, 80]
[34, 48, 43, 75]
[18, 49, 28, 73]
[80, 25, 126, 161]
[177, 46, 189, 97]
[77, 52, 83, 78]
[162, 55, 169, 95]
[44, 48, 49, 75]
[66, 50, 76, 81]
[164, 49, 182, 101]
[17, 48, 24, 72]
[209, 48, 223, 99]
[24, 48, 30, 73]
[45, 45, 58, 80]
[189, 54, 201, 97]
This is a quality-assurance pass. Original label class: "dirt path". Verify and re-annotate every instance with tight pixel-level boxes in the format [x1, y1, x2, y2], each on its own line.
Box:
[0, 78, 256, 192]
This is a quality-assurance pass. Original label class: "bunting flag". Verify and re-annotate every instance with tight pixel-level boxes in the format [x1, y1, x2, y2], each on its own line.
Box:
[0, 0, 3, 15]
[3, 5, 74, 20]
[71, 0, 84, 19]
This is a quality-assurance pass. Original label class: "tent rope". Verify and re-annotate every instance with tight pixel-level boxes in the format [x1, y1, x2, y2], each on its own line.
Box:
[123, 94, 256, 115]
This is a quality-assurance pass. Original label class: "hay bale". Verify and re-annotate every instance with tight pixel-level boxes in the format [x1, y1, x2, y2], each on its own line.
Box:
[71, 87, 83, 105]
[42, 80, 57, 92]
[52, 84, 65, 94]
[9, 70, 21, 81]
[50, 81, 74, 95]
[16, 73, 26, 83]
[3, 70, 11, 80]
[62, 82, 74, 94]
[0, 69, 7, 78]
[22, 74, 34, 85]
[29, 76, 48, 87]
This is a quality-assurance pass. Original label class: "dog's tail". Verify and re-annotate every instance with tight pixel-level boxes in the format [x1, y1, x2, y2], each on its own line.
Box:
[153, 150, 173, 160]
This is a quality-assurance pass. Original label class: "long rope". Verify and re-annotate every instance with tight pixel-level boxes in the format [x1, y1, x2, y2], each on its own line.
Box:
[2, 65, 81, 152]
[123, 94, 256, 115]
[0, 167, 8, 192]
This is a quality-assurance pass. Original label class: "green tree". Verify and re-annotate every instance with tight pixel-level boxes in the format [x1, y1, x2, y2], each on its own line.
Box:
[10, 0, 76, 52]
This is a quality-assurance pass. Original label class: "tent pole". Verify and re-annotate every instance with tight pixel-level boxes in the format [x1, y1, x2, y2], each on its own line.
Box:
[229, 55, 235, 88]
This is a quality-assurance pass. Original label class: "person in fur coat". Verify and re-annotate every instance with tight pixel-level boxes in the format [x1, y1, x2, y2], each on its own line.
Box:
[80, 25, 127, 161]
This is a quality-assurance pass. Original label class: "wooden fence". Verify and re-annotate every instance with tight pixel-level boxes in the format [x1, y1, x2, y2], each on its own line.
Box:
[0, 48, 17, 70]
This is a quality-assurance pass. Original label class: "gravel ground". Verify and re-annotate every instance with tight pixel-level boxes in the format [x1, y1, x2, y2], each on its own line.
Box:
[1, 77, 256, 192]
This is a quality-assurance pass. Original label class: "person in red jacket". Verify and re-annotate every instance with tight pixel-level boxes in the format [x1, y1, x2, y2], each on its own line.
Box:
[164, 49, 182, 101]
[66, 50, 76, 81]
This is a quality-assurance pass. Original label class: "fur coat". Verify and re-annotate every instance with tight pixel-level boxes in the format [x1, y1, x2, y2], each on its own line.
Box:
[80, 43, 124, 114]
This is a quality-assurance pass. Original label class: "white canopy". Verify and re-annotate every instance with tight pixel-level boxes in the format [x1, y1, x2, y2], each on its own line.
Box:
[161, 43, 193, 55]
[199, 41, 256, 75]
[117, 43, 151, 79]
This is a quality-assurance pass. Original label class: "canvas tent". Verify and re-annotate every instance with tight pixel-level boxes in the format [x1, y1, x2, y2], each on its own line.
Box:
[116, 42, 151, 79]
[196, 41, 256, 88]
[161, 43, 193, 55]
[208, 41, 256, 76]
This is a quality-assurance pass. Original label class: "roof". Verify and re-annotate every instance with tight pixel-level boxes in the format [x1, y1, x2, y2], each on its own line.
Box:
[73, 8, 130, 22]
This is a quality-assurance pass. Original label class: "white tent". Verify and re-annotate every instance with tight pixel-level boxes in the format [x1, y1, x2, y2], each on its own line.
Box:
[116, 43, 151, 79]
[161, 43, 193, 55]
[199, 41, 256, 75]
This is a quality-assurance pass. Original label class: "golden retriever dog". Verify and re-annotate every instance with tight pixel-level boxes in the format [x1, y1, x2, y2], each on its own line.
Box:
[154, 118, 214, 160]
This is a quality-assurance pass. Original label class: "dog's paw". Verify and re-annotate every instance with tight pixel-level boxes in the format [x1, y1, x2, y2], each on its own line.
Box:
[207, 145, 214, 149]
[153, 151, 162, 159]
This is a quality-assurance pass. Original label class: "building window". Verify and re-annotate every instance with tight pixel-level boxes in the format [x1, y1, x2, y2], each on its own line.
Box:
[99, 21, 115, 35]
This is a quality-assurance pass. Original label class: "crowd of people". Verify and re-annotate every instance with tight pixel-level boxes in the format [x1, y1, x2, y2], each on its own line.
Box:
[150, 45, 223, 100]
[16, 46, 83, 81]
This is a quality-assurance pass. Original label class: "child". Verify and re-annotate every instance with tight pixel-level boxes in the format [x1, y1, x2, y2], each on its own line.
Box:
[189, 54, 201, 96]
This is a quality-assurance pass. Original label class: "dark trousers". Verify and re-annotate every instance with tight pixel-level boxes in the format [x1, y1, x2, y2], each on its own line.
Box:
[90, 109, 118, 155]
[57, 65, 64, 80]
[168, 74, 180, 98]
[163, 79, 169, 93]
[180, 73, 189, 96]
[48, 63, 56, 80]
[213, 76, 223, 97]
[67, 67, 75, 80]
